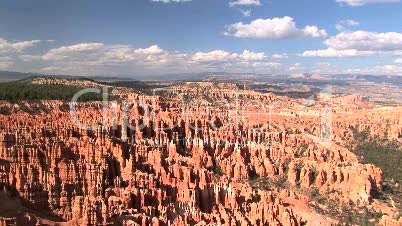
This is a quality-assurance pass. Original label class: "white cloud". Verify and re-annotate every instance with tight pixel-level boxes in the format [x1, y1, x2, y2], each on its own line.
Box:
[235, 50, 267, 61]
[343, 64, 402, 75]
[271, 54, 288, 59]
[309, 62, 402, 75]
[224, 16, 327, 39]
[42, 43, 104, 60]
[229, 0, 261, 6]
[395, 58, 402, 63]
[39, 43, 173, 74]
[335, 19, 359, 31]
[0, 37, 41, 53]
[303, 26, 328, 38]
[325, 31, 402, 51]
[30, 42, 280, 75]
[336, 0, 400, 6]
[0, 37, 42, 70]
[190, 49, 280, 73]
[302, 48, 375, 57]
[192, 49, 267, 62]
[192, 50, 231, 62]
[134, 45, 165, 55]
[303, 30, 402, 57]
[303, 48, 402, 57]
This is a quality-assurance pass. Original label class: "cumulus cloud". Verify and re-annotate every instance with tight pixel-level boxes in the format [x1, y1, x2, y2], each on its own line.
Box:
[336, 0, 400, 6]
[395, 58, 402, 63]
[0, 37, 41, 53]
[271, 54, 288, 59]
[42, 43, 104, 60]
[192, 50, 231, 62]
[192, 49, 267, 63]
[302, 48, 402, 57]
[27, 42, 280, 75]
[303, 30, 402, 57]
[134, 45, 165, 55]
[37, 43, 174, 75]
[224, 16, 327, 39]
[36, 44, 179, 75]
[0, 37, 42, 70]
[303, 26, 329, 38]
[302, 48, 375, 57]
[189, 49, 280, 73]
[325, 31, 402, 51]
[310, 62, 402, 75]
[236, 50, 266, 61]
[343, 64, 402, 75]
[229, 0, 261, 6]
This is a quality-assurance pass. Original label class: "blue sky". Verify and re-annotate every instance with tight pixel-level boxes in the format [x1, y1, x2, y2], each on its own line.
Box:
[0, 0, 402, 76]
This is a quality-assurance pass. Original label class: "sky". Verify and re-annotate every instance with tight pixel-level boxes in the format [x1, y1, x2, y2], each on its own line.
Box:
[0, 0, 402, 77]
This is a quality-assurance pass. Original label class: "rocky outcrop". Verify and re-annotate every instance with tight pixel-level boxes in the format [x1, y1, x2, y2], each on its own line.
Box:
[0, 81, 399, 225]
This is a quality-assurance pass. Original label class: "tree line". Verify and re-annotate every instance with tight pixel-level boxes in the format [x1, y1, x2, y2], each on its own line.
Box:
[0, 79, 104, 102]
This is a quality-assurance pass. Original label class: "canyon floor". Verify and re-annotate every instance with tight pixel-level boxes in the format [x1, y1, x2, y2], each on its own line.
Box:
[0, 77, 401, 226]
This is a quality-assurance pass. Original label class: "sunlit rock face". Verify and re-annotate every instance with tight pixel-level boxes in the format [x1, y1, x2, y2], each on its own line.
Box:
[0, 81, 400, 225]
